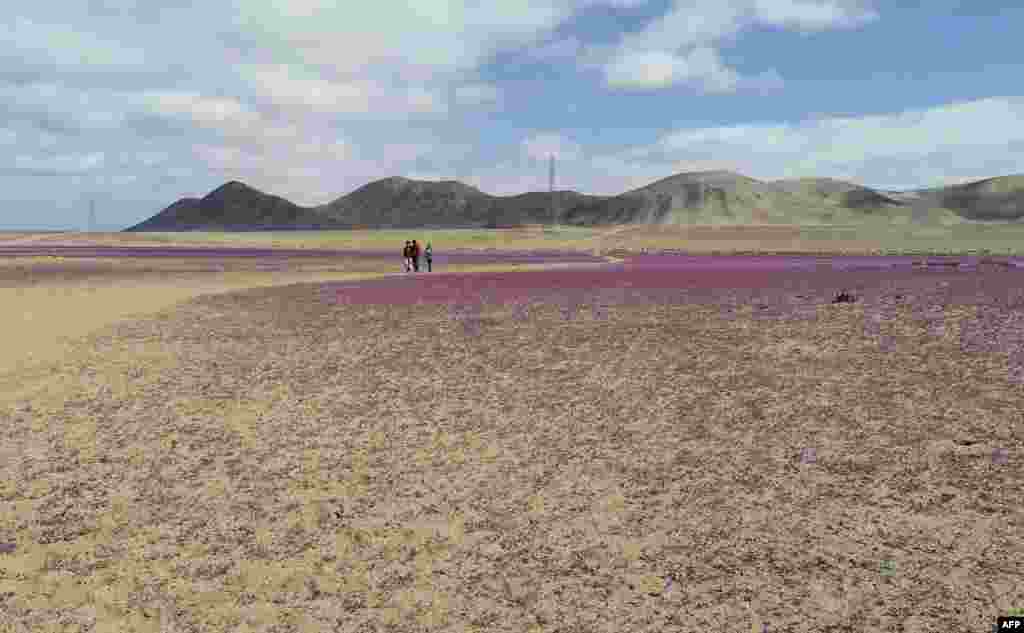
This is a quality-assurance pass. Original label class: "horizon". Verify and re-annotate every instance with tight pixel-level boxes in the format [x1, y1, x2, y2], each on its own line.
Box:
[5, 168, 1022, 232]
[3, 1, 1024, 230]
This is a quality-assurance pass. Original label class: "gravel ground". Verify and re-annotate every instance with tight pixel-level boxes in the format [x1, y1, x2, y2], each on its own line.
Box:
[1, 259, 1020, 633]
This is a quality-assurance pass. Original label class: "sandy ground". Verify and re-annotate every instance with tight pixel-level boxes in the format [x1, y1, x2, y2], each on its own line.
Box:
[0, 237, 1021, 633]
[0, 233, 76, 246]
[0, 253, 591, 381]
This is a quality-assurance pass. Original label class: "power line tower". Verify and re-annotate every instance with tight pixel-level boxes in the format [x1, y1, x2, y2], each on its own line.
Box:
[87, 199, 97, 233]
[549, 154, 558, 227]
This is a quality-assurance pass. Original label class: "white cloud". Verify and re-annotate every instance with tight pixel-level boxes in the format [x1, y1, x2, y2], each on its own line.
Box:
[598, 0, 878, 91]
[11, 151, 106, 174]
[2, 0, 1017, 230]
[603, 47, 742, 92]
[751, 0, 879, 30]
[238, 64, 448, 117]
[293, 139, 351, 161]
[143, 92, 261, 128]
[239, 65, 374, 112]
[461, 97, 1024, 197]
[231, 1, 578, 77]
[454, 82, 501, 106]
[192, 145, 257, 170]
[615, 96, 1024, 188]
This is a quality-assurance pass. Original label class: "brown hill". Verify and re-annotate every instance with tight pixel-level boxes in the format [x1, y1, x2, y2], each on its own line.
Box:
[124, 181, 331, 231]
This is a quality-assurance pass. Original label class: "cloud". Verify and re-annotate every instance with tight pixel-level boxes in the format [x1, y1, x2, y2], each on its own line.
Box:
[8, 152, 106, 175]
[597, 0, 878, 91]
[602, 47, 742, 92]
[230, 1, 579, 77]
[0, 16, 150, 73]
[1, 0, 1015, 230]
[237, 64, 450, 117]
[751, 0, 879, 30]
[453, 82, 501, 106]
[614, 96, 1024, 188]
[144, 92, 259, 126]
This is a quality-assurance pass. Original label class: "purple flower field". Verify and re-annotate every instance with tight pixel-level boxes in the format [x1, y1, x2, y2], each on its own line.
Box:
[324, 254, 1024, 384]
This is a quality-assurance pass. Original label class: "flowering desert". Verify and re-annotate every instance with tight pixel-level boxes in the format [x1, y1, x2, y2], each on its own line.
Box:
[0, 233, 1021, 633]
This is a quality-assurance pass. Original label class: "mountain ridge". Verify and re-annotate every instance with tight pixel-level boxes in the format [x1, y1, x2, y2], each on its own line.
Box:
[124, 172, 1024, 231]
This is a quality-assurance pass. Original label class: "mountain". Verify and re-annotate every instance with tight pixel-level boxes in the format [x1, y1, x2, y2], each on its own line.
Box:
[559, 170, 898, 226]
[772, 177, 904, 210]
[315, 176, 607, 228]
[125, 171, 1024, 232]
[316, 177, 497, 228]
[874, 175, 1024, 222]
[930, 175, 1024, 221]
[124, 181, 332, 231]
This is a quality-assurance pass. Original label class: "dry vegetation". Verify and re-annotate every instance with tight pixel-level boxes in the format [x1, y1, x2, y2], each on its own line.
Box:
[1, 243, 1021, 632]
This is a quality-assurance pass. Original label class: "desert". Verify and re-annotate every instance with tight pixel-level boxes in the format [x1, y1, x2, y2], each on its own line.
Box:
[1, 221, 1021, 633]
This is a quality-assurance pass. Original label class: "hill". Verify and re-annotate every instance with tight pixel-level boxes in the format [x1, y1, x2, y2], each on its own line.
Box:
[315, 177, 608, 228]
[124, 181, 332, 231]
[125, 171, 1024, 231]
[316, 177, 496, 228]
[773, 177, 904, 210]
[559, 170, 904, 226]
[931, 175, 1024, 221]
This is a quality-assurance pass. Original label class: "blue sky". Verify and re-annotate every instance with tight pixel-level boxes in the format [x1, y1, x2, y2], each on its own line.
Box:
[2, 0, 1023, 230]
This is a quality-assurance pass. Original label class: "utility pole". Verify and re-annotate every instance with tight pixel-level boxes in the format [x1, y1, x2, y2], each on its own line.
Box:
[549, 154, 557, 227]
[87, 199, 97, 233]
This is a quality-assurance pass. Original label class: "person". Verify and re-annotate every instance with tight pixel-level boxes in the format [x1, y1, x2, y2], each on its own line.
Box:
[402, 241, 412, 272]
[411, 239, 421, 272]
[424, 242, 433, 272]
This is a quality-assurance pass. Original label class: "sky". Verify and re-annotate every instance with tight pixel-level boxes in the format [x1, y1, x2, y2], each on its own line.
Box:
[2, 0, 1023, 230]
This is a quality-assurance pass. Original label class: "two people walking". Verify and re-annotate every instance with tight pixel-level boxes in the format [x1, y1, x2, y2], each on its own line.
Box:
[403, 240, 432, 273]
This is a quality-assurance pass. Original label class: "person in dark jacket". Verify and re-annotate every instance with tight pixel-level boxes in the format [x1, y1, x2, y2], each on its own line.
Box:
[424, 242, 433, 272]
[411, 240, 421, 272]
[403, 241, 412, 272]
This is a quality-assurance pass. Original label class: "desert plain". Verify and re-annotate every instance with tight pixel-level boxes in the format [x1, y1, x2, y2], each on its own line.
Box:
[0, 224, 1021, 633]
